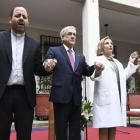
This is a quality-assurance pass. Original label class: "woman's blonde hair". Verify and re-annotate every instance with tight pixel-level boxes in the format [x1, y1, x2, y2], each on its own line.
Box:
[97, 36, 113, 56]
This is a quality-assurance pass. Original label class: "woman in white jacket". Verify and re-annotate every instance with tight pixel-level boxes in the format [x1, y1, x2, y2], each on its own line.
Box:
[91, 36, 139, 140]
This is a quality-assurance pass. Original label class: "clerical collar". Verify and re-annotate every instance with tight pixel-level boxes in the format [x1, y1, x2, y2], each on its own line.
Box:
[11, 29, 25, 37]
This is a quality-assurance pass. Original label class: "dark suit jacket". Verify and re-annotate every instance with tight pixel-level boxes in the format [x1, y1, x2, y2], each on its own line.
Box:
[46, 45, 94, 106]
[0, 30, 50, 108]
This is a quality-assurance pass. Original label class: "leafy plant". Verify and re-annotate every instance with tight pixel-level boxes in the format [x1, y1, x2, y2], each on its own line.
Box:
[37, 76, 52, 93]
[81, 100, 93, 131]
[135, 77, 140, 92]
[126, 77, 138, 93]
[126, 77, 132, 93]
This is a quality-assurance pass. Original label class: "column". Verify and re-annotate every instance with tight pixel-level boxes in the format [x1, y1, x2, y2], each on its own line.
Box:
[82, 0, 100, 102]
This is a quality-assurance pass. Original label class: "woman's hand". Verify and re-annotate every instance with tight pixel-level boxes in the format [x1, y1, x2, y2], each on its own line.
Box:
[129, 51, 139, 64]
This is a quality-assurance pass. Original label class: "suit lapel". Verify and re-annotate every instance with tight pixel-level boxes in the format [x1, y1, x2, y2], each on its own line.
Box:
[23, 34, 31, 64]
[3, 30, 12, 64]
[59, 45, 73, 71]
[74, 51, 80, 72]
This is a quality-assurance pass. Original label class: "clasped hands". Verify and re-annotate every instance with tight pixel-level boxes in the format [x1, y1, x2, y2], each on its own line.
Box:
[44, 58, 57, 72]
[94, 61, 104, 78]
[94, 62, 105, 72]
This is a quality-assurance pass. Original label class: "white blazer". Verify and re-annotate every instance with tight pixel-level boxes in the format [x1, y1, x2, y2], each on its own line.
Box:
[91, 55, 138, 128]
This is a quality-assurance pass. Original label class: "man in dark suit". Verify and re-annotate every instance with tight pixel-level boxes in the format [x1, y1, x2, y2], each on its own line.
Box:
[44, 26, 96, 140]
[0, 5, 53, 140]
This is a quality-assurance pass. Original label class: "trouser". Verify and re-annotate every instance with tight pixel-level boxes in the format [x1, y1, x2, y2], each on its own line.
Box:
[0, 85, 34, 140]
[53, 97, 81, 140]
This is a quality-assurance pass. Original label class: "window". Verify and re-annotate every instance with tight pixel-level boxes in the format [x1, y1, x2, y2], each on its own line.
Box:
[40, 35, 62, 60]
[38, 35, 62, 92]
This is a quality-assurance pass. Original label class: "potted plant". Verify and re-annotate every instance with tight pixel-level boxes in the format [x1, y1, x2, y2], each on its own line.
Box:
[35, 75, 52, 120]
[131, 63, 140, 93]
[126, 77, 132, 93]
[80, 100, 93, 140]
[135, 77, 140, 92]
[127, 77, 138, 93]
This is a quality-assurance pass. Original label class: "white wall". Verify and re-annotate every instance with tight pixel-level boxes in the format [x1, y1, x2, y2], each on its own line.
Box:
[113, 40, 140, 67]
[108, 0, 140, 8]
[0, 23, 10, 31]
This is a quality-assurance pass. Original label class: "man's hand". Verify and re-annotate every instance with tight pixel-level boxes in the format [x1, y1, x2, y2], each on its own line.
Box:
[44, 58, 57, 72]
[129, 51, 139, 64]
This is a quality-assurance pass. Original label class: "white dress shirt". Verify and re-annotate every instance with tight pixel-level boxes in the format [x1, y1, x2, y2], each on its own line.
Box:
[63, 44, 75, 62]
[7, 30, 25, 85]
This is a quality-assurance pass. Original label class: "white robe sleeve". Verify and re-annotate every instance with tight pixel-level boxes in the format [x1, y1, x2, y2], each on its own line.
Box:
[125, 61, 139, 80]
[90, 57, 102, 81]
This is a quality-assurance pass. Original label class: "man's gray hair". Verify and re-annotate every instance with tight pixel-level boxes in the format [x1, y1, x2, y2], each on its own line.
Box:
[60, 26, 76, 40]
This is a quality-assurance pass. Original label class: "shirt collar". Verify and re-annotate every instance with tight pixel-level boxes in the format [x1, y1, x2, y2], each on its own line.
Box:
[11, 29, 25, 37]
[63, 44, 74, 52]
[108, 57, 114, 62]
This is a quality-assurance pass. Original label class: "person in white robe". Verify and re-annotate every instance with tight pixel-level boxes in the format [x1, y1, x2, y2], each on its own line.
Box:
[91, 36, 139, 140]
